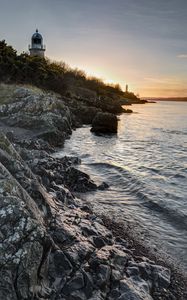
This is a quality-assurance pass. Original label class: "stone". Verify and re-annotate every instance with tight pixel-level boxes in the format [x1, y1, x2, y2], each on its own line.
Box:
[71, 104, 101, 125]
[63, 271, 85, 294]
[126, 266, 140, 277]
[82, 270, 94, 298]
[91, 112, 118, 133]
[151, 264, 171, 289]
[13, 87, 30, 99]
[96, 264, 111, 288]
[53, 250, 73, 276]
[0, 88, 72, 147]
[119, 278, 153, 300]
[0, 270, 18, 300]
[111, 269, 124, 282]
[68, 290, 87, 300]
[92, 236, 106, 248]
[98, 181, 109, 190]
[64, 167, 97, 192]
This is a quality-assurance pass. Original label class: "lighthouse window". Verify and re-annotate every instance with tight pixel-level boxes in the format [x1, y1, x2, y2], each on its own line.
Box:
[33, 38, 41, 44]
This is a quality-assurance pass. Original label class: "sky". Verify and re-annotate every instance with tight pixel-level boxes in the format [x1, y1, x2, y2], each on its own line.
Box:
[0, 0, 187, 97]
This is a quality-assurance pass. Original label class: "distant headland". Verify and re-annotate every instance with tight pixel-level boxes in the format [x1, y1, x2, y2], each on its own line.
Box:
[142, 97, 187, 102]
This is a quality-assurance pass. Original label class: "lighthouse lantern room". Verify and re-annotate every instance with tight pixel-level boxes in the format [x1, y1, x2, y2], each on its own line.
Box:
[29, 29, 45, 57]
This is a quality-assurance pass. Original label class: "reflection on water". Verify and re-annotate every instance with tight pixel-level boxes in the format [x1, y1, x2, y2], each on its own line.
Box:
[57, 101, 187, 270]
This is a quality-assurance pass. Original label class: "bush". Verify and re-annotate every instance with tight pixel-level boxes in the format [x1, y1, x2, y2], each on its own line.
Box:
[0, 40, 139, 103]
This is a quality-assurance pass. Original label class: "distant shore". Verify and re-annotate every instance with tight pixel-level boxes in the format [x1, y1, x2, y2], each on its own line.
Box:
[142, 97, 187, 102]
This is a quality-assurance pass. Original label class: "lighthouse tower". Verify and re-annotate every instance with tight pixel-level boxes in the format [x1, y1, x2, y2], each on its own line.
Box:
[29, 29, 45, 57]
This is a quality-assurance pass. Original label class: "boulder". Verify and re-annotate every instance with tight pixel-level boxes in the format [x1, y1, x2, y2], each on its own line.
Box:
[95, 96, 124, 114]
[0, 88, 72, 147]
[91, 112, 118, 133]
[71, 104, 101, 125]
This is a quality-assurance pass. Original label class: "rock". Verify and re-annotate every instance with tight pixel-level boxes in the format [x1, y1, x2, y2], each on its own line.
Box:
[115, 237, 129, 248]
[151, 264, 171, 289]
[94, 96, 124, 114]
[98, 181, 109, 190]
[96, 264, 111, 288]
[125, 108, 133, 113]
[0, 88, 72, 147]
[0, 270, 18, 300]
[68, 290, 87, 300]
[91, 112, 118, 133]
[71, 104, 101, 125]
[64, 167, 98, 192]
[82, 224, 98, 237]
[0, 161, 49, 299]
[89, 291, 104, 300]
[17, 138, 54, 152]
[130, 261, 171, 290]
[119, 277, 153, 300]
[62, 271, 85, 295]
[92, 236, 106, 248]
[126, 266, 140, 277]
[111, 269, 124, 282]
[36, 129, 66, 147]
[13, 87, 30, 99]
[80, 204, 93, 213]
[53, 250, 73, 276]
[82, 270, 94, 298]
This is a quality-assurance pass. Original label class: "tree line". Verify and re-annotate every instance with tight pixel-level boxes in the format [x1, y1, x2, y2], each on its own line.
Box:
[0, 40, 139, 100]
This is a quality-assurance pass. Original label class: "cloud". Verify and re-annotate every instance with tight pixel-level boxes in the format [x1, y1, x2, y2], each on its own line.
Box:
[177, 54, 187, 58]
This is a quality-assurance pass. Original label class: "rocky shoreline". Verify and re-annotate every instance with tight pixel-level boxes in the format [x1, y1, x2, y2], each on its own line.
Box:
[0, 86, 187, 299]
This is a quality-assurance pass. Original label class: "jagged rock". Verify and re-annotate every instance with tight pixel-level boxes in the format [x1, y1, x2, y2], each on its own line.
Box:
[128, 260, 171, 291]
[95, 96, 124, 114]
[0, 120, 177, 300]
[98, 181, 109, 190]
[151, 264, 171, 289]
[91, 112, 118, 133]
[92, 236, 106, 248]
[0, 88, 72, 147]
[0, 163, 48, 299]
[118, 277, 153, 300]
[63, 271, 85, 294]
[70, 104, 101, 125]
[63, 166, 98, 192]
[96, 264, 111, 287]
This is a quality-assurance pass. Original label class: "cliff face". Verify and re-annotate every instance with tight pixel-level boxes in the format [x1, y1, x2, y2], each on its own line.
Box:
[0, 85, 183, 300]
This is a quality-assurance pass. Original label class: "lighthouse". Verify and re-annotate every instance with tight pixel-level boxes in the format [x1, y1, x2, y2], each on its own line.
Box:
[29, 29, 45, 58]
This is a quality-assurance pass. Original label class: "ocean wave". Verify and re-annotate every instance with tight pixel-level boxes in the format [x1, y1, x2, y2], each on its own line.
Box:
[143, 200, 187, 231]
[84, 161, 187, 232]
[154, 128, 187, 136]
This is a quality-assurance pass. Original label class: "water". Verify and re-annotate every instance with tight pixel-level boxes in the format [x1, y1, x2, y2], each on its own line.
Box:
[57, 101, 187, 269]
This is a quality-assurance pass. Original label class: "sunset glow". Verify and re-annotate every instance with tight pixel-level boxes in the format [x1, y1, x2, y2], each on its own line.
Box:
[1, 0, 187, 97]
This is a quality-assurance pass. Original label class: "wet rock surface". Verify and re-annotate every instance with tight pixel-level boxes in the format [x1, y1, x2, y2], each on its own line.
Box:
[0, 86, 186, 300]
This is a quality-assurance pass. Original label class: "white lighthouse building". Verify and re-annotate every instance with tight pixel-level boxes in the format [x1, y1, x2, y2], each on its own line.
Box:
[29, 29, 45, 57]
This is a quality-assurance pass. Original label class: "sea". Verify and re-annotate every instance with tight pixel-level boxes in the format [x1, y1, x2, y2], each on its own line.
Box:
[57, 101, 187, 271]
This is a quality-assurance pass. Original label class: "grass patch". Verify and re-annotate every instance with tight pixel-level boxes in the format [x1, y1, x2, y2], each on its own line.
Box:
[0, 83, 17, 104]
